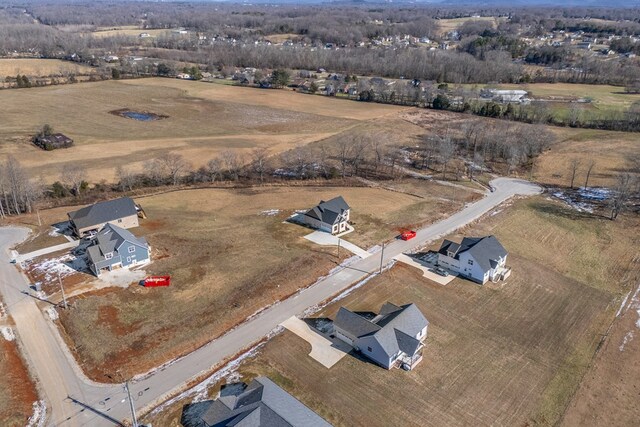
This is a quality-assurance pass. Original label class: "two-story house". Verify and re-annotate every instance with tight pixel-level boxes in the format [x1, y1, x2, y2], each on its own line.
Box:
[86, 224, 150, 277]
[437, 235, 510, 284]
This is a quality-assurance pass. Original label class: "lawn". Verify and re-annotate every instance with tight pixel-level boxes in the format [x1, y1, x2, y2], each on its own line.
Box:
[55, 183, 474, 381]
[0, 78, 403, 183]
[0, 338, 39, 426]
[143, 196, 639, 426]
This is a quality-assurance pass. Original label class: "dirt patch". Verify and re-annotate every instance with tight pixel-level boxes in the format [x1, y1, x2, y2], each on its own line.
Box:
[109, 108, 168, 121]
[0, 339, 39, 426]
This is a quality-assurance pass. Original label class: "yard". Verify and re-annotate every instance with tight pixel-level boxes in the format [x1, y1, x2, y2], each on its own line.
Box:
[0, 77, 404, 183]
[53, 183, 475, 381]
[143, 195, 640, 426]
[0, 335, 40, 426]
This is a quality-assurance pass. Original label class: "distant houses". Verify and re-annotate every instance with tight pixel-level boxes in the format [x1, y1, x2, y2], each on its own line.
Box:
[437, 235, 510, 284]
[333, 302, 429, 370]
[180, 376, 332, 427]
[302, 196, 350, 234]
[67, 197, 141, 237]
[86, 224, 150, 276]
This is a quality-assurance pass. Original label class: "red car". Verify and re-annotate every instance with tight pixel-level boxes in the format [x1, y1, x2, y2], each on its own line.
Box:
[400, 230, 416, 241]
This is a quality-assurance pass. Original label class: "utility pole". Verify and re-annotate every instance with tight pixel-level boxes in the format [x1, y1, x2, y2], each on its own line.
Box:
[36, 209, 42, 227]
[125, 380, 138, 427]
[337, 238, 341, 260]
[379, 242, 385, 273]
[57, 273, 68, 309]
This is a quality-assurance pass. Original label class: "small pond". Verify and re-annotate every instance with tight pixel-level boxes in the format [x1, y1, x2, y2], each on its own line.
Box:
[110, 108, 168, 121]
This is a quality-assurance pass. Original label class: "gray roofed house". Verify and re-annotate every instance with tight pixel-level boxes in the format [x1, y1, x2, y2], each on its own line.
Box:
[302, 196, 350, 235]
[437, 235, 510, 284]
[86, 223, 150, 276]
[68, 197, 140, 237]
[180, 376, 332, 427]
[333, 302, 429, 370]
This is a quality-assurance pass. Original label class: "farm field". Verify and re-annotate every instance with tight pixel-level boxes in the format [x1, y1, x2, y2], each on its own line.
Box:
[0, 58, 95, 77]
[436, 16, 504, 35]
[0, 337, 39, 426]
[0, 78, 405, 183]
[49, 183, 476, 381]
[89, 26, 172, 38]
[144, 195, 640, 426]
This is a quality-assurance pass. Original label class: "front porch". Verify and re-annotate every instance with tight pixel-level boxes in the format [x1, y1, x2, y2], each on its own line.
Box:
[491, 266, 512, 282]
[395, 350, 424, 371]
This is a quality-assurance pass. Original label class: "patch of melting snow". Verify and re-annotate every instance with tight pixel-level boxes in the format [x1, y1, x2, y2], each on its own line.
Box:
[259, 209, 280, 216]
[26, 400, 47, 427]
[0, 302, 6, 320]
[29, 253, 85, 284]
[619, 331, 634, 352]
[490, 209, 503, 216]
[48, 228, 60, 237]
[45, 307, 59, 321]
[552, 191, 593, 213]
[578, 187, 611, 201]
[1, 326, 15, 341]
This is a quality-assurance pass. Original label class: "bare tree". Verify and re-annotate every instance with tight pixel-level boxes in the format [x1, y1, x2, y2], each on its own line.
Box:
[336, 138, 351, 179]
[116, 166, 137, 192]
[61, 164, 87, 197]
[207, 157, 223, 183]
[251, 147, 270, 183]
[568, 158, 581, 189]
[438, 137, 456, 179]
[609, 173, 636, 220]
[221, 150, 243, 181]
[4, 156, 37, 214]
[349, 137, 369, 177]
[584, 159, 596, 188]
[156, 153, 192, 186]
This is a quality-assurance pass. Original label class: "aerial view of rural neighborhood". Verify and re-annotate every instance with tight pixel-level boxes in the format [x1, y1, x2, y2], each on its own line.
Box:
[0, 0, 639, 426]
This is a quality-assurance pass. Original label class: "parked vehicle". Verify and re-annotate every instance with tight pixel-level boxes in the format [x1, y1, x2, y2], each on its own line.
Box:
[400, 230, 416, 241]
[431, 267, 449, 277]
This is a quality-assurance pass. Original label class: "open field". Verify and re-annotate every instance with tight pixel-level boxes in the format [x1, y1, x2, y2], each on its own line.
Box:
[535, 127, 640, 187]
[0, 58, 95, 77]
[47, 183, 474, 381]
[436, 16, 503, 35]
[144, 195, 639, 426]
[0, 78, 405, 183]
[90, 26, 172, 38]
[0, 337, 39, 426]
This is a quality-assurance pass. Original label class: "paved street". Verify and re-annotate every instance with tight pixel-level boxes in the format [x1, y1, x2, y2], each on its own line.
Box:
[0, 177, 540, 426]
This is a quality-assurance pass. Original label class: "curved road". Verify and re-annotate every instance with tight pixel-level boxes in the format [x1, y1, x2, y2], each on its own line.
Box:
[0, 178, 541, 426]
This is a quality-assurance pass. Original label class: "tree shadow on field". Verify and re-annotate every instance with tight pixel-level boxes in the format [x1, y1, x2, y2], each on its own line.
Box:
[530, 200, 606, 221]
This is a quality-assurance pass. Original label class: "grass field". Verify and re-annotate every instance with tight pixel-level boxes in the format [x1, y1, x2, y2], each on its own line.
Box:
[144, 195, 639, 426]
[0, 78, 404, 183]
[0, 59, 95, 77]
[90, 26, 172, 38]
[436, 16, 504, 35]
[0, 338, 39, 426]
[52, 183, 475, 381]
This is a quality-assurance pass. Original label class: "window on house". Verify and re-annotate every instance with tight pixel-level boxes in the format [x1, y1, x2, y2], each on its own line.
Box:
[128, 246, 135, 253]
[367, 346, 372, 352]
[468, 259, 474, 265]
[117, 219, 122, 223]
[105, 252, 113, 260]
[126, 257, 131, 263]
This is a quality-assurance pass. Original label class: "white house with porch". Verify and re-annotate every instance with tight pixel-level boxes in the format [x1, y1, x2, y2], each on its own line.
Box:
[302, 196, 350, 234]
[437, 235, 510, 284]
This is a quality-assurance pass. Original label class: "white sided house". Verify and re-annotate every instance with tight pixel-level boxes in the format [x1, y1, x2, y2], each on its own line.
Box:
[437, 235, 510, 284]
[302, 196, 350, 234]
[333, 302, 429, 370]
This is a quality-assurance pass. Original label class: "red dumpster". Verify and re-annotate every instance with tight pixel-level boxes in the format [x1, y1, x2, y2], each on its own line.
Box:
[144, 276, 171, 287]
[400, 230, 416, 241]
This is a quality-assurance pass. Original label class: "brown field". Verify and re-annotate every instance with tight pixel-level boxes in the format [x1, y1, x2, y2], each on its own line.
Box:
[54, 182, 475, 381]
[0, 78, 405, 184]
[0, 58, 95, 77]
[90, 26, 171, 38]
[144, 196, 640, 427]
[436, 16, 504, 35]
[0, 338, 39, 426]
[535, 128, 640, 187]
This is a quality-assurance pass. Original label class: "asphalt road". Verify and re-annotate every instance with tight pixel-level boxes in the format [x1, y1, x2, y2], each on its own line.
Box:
[0, 177, 541, 426]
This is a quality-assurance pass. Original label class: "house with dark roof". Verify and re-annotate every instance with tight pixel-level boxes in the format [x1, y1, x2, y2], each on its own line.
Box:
[333, 302, 429, 370]
[180, 376, 332, 427]
[68, 197, 140, 237]
[437, 235, 510, 284]
[302, 196, 350, 234]
[33, 133, 74, 150]
[86, 224, 150, 276]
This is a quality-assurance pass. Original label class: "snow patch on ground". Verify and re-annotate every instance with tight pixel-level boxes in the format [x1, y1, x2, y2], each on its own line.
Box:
[619, 331, 634, 352]
[259, 209, 280, 216]
[45, 307, 59, 321]
[26, 401, 47, 427]
[577, 187, 611, 201]
[551, 187, 611, 213]
[618, 284, 640, 352]
[27, 253, 87, 285]
[48, 228, 61, 237]
[1, 326, 15, 341]
[552, 192, 593, 213]
[0, 302, 6, 320]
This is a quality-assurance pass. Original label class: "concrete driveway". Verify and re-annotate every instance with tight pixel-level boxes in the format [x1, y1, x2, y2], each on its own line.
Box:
[304, 231, 371, 259]
[14, 240, 80, 263]
[394, 254, 456, 285]
[280, 316, 350, 368]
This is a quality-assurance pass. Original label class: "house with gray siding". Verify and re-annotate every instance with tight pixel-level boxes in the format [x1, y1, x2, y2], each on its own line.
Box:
[302, 196, 350, 234]
[68, 197, 140, 237]
[180, 376, 332, 427]
[86, 224, 150, 276]
[437, 235, 510, 284]
[333, 302, 429, 370]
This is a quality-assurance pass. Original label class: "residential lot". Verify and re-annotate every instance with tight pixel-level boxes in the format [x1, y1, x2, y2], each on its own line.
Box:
[144, 196, 639, 426]
[0, 337, 39, 426]
[45, 183, 475, 381]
